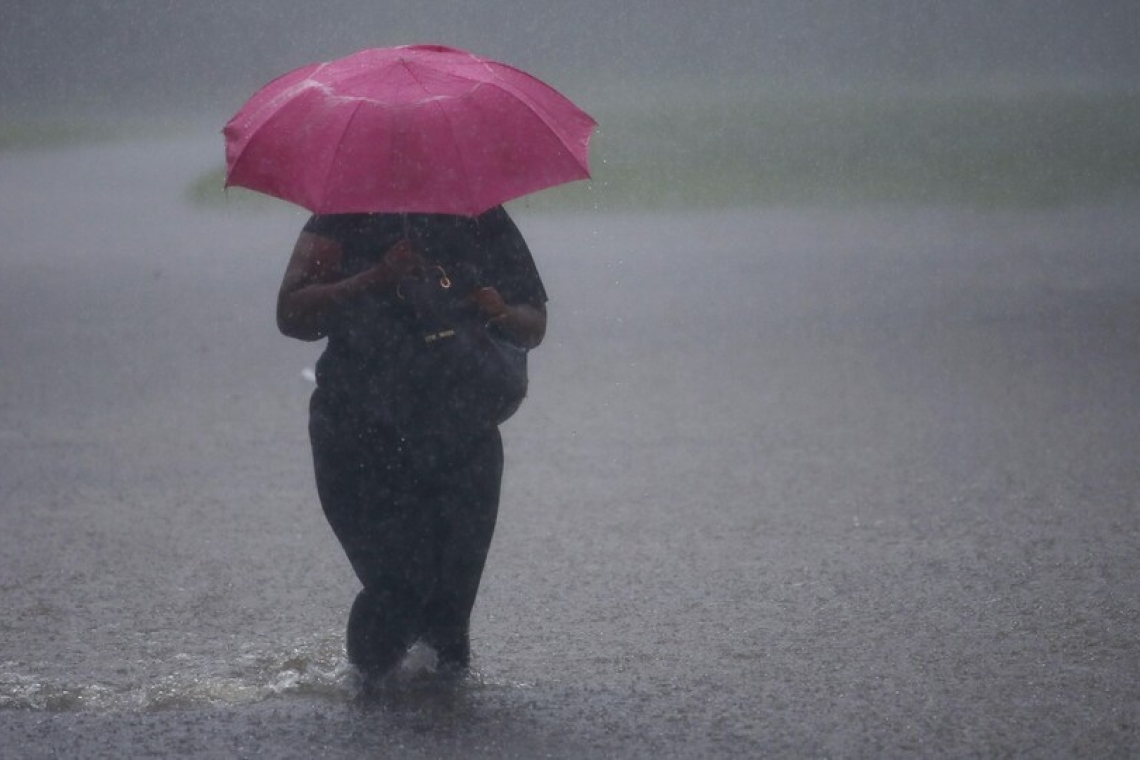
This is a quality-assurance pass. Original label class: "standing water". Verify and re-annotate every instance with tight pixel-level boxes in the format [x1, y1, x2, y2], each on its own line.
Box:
[2, 134, 1139, 756]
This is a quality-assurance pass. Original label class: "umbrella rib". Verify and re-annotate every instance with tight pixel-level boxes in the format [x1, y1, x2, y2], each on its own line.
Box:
[399, 59, 480, 215]
[319, 98, 368, 213]
[474, 79, 593, 176]
[432, 96, 479, 215]
[471, 64, 595, 172]
[223, 68, 323, 188]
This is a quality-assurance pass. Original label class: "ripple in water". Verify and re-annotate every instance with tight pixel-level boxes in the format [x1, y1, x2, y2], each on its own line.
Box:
[0, 640, 528, 714]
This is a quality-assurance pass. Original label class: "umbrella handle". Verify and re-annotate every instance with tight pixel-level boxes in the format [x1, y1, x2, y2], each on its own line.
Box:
[433, 265, 452, 289]
[396, 265, 451, 300]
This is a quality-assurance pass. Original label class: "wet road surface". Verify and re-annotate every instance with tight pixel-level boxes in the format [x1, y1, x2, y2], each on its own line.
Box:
[1, 134, 1139, 757]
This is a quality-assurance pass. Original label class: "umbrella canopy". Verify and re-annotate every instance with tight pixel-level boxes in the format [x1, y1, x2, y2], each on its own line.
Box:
[222, 44, 597, 216]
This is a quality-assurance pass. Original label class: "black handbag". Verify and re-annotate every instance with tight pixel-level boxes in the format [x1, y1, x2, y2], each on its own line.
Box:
[394, 263, 528, 435]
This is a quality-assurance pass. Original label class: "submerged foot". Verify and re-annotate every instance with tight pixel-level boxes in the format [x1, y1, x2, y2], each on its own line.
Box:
[346, 589, 417, 687]
[422, 629, 471, 672]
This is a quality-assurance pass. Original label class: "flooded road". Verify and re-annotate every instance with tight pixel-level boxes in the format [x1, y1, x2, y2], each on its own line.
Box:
[2, 134, 1139, 757]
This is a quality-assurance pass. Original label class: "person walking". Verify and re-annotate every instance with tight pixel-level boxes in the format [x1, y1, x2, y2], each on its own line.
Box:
[276, 208, 547, 681]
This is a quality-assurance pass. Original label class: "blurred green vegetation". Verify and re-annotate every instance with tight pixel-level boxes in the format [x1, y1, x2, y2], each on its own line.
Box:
[524, 89, 1140, 211]
[25, 89, 1137, 211]
[185, 170, 281, 210]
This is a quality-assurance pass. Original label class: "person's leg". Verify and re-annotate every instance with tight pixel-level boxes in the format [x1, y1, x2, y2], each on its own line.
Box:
[309, 391, 434, 678]
[419, 429, 504, 669]
[345, 584, 418, 679]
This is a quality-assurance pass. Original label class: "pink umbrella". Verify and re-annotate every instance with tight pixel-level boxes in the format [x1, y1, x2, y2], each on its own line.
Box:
[222, 44, 597, 216]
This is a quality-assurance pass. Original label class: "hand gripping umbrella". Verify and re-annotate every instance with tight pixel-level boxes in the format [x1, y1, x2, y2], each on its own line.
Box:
[223, 45, 596, 217]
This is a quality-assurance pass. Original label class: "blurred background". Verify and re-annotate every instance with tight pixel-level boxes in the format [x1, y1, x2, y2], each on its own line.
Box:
[4, 0, 1140, 111]
[4, 0, 1140, 209]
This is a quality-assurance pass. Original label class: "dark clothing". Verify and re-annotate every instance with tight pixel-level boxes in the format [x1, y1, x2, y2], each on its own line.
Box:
[304, 209, 546, 413]
[303, 207, 545, 676]
[310, 390, 503, 673]
[304, 208, 546, 447]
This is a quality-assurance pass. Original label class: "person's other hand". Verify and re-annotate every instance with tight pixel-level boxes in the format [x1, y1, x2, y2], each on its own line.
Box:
[380, 239, 424, 278]
[356, 239, 423, 292]
[471, 286, 508, 320]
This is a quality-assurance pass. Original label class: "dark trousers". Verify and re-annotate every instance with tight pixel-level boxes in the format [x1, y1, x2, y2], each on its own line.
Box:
[309, 388, 503, 676]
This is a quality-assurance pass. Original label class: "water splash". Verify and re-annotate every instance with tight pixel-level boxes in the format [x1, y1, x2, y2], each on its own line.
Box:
[0, 640, 358, 713]
[0, 672, 117, 712]
[0, 641, 532, 714]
